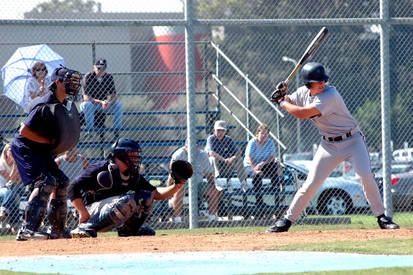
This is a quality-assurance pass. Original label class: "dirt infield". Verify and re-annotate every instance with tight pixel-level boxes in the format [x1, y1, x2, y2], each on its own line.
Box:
[1, 228, 412, 257]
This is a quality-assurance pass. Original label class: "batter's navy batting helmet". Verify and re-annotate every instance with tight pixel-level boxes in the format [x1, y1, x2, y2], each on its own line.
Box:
[110, 138, 142, 174]
[301, 62, 329, 85]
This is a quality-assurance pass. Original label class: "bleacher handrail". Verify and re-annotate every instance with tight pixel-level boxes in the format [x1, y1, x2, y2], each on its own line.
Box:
[212, 75, 287, 150]
[210, 41, 284, 117]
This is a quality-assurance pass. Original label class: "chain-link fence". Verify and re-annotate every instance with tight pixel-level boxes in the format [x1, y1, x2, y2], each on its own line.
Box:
[1, 0, 412, 236]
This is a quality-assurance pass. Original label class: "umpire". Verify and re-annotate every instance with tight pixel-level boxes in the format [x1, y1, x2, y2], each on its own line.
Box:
[12, 66, 82, 240]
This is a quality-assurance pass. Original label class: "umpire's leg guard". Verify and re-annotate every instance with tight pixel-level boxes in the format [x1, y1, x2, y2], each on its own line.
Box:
[48, 176, 70, 239]
[17, 175, 55, 241]
[73, 194, 138, 238]
[117, 190, 154, 237]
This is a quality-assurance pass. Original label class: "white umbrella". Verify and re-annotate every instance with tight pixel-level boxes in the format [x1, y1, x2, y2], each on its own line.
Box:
[1, 44, 65, 109]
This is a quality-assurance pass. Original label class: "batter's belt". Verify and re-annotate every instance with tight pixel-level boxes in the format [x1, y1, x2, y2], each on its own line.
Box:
[322, 128, 360, 142]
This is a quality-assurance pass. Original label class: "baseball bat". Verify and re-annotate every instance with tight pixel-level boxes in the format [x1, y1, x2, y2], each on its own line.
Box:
[284, 27, 329, 83]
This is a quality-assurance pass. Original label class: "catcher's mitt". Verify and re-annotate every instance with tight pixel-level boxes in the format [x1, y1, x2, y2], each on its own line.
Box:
[170, 160, 193, 183]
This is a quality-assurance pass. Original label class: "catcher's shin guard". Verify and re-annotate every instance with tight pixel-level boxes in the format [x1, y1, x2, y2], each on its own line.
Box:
[118, 190, 154, 237]
[23, 177, 55, 231]
[74, 194, 138, 238]
[48, 180, 69, 239]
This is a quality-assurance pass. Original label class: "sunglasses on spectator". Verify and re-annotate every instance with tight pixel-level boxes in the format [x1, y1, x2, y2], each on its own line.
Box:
[35, 68, 46, 72]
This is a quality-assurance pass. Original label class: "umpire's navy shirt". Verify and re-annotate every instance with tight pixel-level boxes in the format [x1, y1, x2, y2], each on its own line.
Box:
[68, 160, 156, 205]
[15, 93, 63, 152]
[11, 93, 67, 185]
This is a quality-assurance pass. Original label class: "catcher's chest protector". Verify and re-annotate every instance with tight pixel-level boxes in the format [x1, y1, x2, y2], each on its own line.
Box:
[49, 102, 80, 155]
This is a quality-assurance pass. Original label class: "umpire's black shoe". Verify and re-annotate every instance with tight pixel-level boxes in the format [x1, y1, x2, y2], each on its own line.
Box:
[266, 218, 292, 233]
[377, 214, 400, 229]
[16, 226, 50, 241]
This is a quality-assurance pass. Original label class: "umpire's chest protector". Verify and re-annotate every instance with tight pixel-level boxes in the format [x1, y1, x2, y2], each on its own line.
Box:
[49, 101, 80, 155]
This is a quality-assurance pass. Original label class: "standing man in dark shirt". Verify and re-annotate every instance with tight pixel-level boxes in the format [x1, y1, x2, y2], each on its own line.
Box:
[11, 66, 82, 240]
[68, 138, 190, 238]
[81, 58, 123, 140]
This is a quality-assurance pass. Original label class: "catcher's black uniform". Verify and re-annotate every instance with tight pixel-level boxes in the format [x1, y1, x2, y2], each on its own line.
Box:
[68, 160, 156, 237]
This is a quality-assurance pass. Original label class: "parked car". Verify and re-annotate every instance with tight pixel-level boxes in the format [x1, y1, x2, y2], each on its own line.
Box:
[285, 161, 370, 215]
[282, 152, 313, 162]
[375, 162, 413, 211]
[393, 148, 413, 162]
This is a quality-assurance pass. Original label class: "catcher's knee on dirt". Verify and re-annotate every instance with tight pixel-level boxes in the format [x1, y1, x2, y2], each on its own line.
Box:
[118, 190, 154, 237]
[48, 180, 69, 235]
[83, 194, 138, 235]
[24, 175, 56, 231]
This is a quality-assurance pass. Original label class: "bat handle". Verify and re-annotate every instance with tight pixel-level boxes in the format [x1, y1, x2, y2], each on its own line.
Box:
[285, 63, 302, 84]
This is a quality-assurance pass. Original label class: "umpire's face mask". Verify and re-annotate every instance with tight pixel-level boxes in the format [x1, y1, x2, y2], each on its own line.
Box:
[64, 71, 82, 98]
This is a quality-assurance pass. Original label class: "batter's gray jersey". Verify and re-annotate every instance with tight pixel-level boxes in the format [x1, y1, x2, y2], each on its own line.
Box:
[283, 84, 385, 222]
[288, 85, 358, 137]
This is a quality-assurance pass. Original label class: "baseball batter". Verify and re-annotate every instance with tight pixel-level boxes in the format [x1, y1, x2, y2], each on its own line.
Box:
[267, 62, 399, 232]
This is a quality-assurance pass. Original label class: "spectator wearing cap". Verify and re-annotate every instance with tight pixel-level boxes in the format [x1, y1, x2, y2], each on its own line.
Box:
[169, 137, 221, 223]
[205, 120, 248, 190]
[11, 66, 82, 241]
[80, 58, 123, 140]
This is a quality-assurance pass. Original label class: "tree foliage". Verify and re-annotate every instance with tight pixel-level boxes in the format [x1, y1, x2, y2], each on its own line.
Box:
[30, 0, 98, 13]
[195, 0, 413, 152]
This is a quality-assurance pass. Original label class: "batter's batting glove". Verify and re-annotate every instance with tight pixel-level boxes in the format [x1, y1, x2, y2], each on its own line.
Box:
[270, 89, 286, 104]
[170, 160, 193, 184]
[275, 81, 288, 92]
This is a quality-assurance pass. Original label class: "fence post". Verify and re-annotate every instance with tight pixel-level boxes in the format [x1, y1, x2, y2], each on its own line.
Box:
[185, 0, 198, 229]
[380, 0, 393, 217]
[91, 41, 96, 65]
[246, 74, 250, 141]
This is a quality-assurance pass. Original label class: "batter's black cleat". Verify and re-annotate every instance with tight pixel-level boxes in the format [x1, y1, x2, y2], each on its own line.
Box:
[266, 218, 292, 233]
[16, 226, 50, 241]
[377, 214, 400, 229]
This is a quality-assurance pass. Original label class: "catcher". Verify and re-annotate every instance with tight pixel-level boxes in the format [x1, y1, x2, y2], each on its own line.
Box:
[68, 138, 192, 238]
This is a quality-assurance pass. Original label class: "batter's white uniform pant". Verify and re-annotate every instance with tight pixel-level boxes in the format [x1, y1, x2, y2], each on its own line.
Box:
[285, 132, 385, 222]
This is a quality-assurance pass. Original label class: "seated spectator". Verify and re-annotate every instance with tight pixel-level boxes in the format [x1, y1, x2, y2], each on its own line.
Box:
[80, 58, 123, 141]
[205, 120, 247, 190]
[0, 144, 24, 233]
[24, 62, 51, 113]
[170, 137, 221, 223]
[55, 146, 90, 181]
[244, 124, 280, 207]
